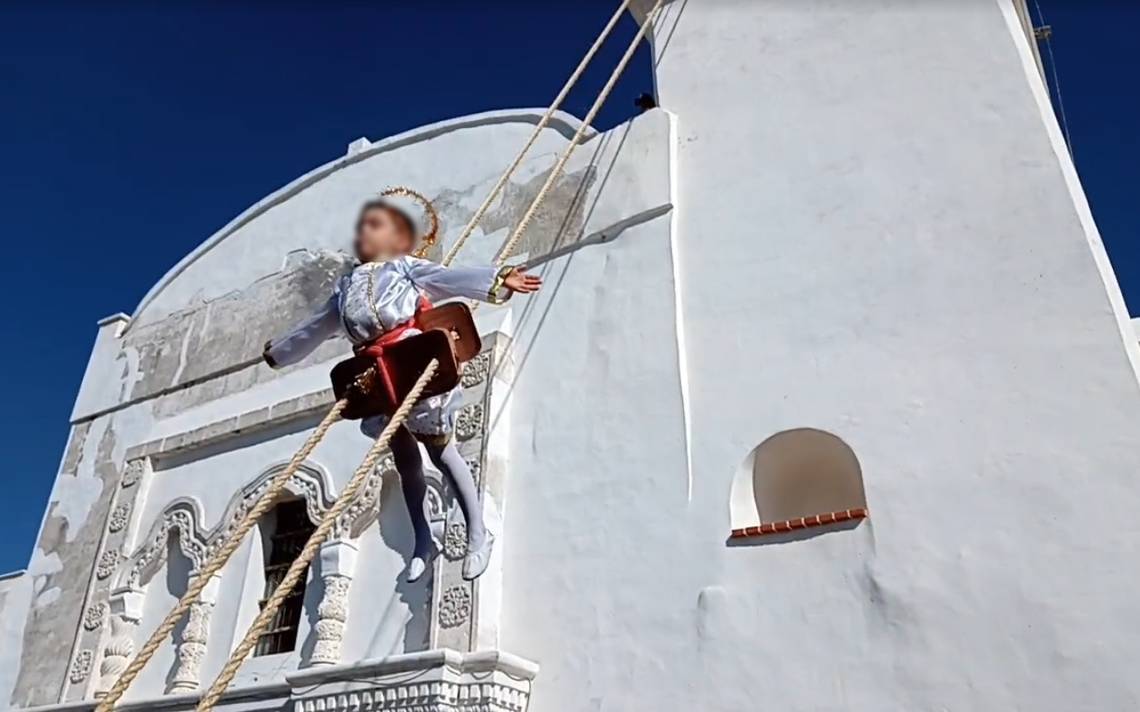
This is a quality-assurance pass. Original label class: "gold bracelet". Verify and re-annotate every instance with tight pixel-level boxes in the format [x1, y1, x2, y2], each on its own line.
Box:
[487, 266, 514, 305]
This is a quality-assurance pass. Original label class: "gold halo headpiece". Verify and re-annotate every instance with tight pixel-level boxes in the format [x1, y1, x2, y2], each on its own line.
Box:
[375, 186, 440, 259]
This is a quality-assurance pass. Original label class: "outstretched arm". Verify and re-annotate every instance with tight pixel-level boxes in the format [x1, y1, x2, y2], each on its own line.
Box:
[263, 293, 341, 369]
[402, 257, 541, 304]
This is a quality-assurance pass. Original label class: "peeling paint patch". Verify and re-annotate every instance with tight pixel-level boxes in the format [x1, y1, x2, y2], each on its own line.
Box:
[28, 550, 62, 598]
[34, 587, 61, 608]
[50, 419, 110, 542]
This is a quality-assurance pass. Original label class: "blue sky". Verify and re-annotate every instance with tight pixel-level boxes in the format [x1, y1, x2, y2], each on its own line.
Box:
[0, 2, 1134, 574]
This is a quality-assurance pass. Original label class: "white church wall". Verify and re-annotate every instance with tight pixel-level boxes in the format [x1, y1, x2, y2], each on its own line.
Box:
[495, 1, 1140, 711]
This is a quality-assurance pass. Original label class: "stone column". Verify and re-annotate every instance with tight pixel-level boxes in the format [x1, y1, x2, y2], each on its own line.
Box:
[308, 539, 358, 666]
[168, 574, 221, 693]
[96, 588, 144, 698]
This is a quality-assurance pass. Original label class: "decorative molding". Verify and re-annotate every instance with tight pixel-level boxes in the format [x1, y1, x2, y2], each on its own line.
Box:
[166, 574, 219, 693]
[335, 454, 396, 539]
[168, 598, 213, 693]
[431, 336, 501, 654]
[120, 463, 335, 588]
[295, 681, 531, 712]
[96, 617, 136, 696]
[83, 602, 107, 631]
[122, 500, 208, 588]
[120, 459, 144, 488]
[309, 540, 358, 667]
[289, 649, 538, 712]
[108, 502, 132, 533]
[69, 649, 93, 684]
[209, 462, 334, 558]
[124, 390, 336, 461]
[460, 352, 491, 388]
[455, 403, 483, 441]
[443, 521, 468, 561]
[95, 551, 120, 580]
[439, 586, 472, 629]
[310, 575, 351, 666]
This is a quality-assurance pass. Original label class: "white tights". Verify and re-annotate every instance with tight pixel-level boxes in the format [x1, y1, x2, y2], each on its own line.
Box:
[386, 426, 487, 559]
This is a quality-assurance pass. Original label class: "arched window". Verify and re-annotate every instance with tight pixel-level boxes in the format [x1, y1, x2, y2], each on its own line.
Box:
[254, 499, 315, 656]
[729, 428, 867, 538]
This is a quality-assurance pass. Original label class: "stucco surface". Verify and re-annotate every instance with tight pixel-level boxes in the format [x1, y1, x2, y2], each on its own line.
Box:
[497, 1, 1140, 711]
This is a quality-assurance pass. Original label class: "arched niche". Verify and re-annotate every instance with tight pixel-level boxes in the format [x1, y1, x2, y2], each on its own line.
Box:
[729, 428, 867, 538]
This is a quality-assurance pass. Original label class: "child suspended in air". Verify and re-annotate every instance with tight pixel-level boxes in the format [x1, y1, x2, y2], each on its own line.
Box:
[262, 188, 541, 582]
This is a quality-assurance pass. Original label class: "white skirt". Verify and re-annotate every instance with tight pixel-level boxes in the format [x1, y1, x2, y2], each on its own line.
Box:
[360, 388, 463, 443]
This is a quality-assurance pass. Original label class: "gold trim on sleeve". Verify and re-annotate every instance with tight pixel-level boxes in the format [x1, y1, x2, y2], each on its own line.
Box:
[487, 266, 514, 305]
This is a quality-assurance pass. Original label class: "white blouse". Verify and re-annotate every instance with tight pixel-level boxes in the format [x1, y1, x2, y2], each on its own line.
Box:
[267, 256, 508, 368]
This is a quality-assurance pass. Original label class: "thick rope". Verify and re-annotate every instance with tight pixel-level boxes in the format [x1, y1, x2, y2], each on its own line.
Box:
[94, 400, 346, 712]
[494, 0, 664, 266]
[440, 0, 633, 268]
[195, 360, 439, 712]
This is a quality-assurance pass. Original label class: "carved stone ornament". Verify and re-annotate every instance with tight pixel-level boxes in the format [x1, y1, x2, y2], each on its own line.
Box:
[455, 403, 484, 441]
[108, 502, 132, 533]
[438, 586, 472, 629]
[213, 475, 324, 555]
[128, 508, 206, 587]
[335, 454, 396, 538]
[311, 575, 352, 665]
[169, 599, 214, 692]
[83, 601, 107, 631]
[443, 521, 468, 561]
[69, 649, 94, 684]
[120, 459, 144, 488]
[125, 466, 334, 587]
[98, 617, 136, 694]
[95, 550, 120, 580]
[461, 352, 491, 388]
[295, 679, 534, 712]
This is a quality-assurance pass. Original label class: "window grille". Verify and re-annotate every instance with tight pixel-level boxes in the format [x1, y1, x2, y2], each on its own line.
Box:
[254, 499, 315, 656]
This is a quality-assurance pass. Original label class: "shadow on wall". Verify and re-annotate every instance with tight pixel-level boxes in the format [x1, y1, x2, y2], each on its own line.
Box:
[485, 118, 639, 437]
[727, 428, 868, 547]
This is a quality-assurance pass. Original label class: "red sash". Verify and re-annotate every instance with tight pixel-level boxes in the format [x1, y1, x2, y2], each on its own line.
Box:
[354, 296, 434, 406]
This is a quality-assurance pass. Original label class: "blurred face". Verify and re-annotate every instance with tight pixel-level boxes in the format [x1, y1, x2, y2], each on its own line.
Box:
[354, 206, 415, 262]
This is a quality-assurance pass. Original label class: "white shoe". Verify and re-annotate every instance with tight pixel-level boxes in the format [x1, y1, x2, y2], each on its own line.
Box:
[462, 532, 495, 581]
[407, 547, 437, 583]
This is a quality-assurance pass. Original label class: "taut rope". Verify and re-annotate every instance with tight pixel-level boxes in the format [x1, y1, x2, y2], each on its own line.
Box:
[495, 0, 664, 265]
[440, 0, 635, 267]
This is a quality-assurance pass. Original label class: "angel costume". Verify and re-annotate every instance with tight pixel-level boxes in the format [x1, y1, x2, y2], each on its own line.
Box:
[264, 189, 509, 582]
[264, 256, 509, 439]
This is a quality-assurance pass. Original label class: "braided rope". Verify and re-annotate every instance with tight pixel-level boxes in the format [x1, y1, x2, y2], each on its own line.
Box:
[93, 400, 346, 712]
[494, 0, 664, 266]
[195, 360, 439, 712]
[441, 0, 633, 268]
